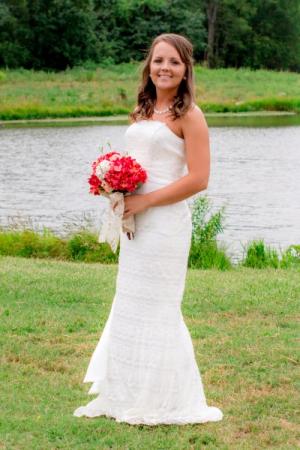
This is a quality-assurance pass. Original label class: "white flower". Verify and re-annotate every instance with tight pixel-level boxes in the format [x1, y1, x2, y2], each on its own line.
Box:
[290, 247, 298, 258]
[96, 159, 111, 180]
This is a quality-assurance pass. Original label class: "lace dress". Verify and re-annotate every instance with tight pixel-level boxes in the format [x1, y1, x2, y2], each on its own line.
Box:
[73, 120, 223, 425]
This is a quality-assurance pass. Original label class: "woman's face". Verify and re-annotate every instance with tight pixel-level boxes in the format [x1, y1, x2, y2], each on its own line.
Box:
[149, 41, 186, 92]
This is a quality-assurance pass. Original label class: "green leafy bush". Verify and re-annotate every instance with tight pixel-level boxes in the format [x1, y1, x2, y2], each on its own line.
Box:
[280, 244, 300, 268]
[188, 196, 232, 270]
[241, 239, 280, 268]
[0, 229, 66, 259]
[66, 230, 118, 263]
[0, 210, 298, 271]
[189, 240, 232, 270]
[0, 228, 118, 263]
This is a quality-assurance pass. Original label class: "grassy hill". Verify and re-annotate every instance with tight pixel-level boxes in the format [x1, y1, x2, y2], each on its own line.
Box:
[0, 63, 300, 120]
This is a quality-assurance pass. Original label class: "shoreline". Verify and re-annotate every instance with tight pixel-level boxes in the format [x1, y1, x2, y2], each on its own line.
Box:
[1, 111, 299, 128]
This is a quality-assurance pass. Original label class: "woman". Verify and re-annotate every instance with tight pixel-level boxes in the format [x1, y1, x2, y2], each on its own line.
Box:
[73, 33, 223, 425]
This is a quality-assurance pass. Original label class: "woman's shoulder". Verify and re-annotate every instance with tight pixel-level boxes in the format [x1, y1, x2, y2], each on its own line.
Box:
[128, 105, 140, 124]
[181, 102, 208, 135]
[189, 102, 203, 114]
[182, 102, 206, 124]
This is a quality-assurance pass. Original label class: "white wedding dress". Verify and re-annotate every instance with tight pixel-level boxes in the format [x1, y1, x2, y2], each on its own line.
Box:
[73, 119, 223, 425]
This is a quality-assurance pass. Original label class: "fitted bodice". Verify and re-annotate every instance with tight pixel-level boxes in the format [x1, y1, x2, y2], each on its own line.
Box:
[124, 120, 188, 194]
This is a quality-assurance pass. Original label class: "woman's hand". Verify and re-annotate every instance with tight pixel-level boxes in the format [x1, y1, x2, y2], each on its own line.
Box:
[122, 193, 151, 220]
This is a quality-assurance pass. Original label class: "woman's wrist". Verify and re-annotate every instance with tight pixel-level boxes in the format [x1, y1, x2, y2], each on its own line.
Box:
[144, 192, 155, 208]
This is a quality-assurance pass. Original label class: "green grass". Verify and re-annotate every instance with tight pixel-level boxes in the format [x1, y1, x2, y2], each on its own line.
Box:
[0, 255, 299, 449]
[0, 64, 300, 120]
[1, 228, 299, 270]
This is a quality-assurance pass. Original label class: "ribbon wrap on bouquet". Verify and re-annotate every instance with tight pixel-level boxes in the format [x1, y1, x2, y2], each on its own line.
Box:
[98, 192, 135, 253]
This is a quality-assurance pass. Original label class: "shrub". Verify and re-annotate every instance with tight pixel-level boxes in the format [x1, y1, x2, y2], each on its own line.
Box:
[280, 244, 300, 268]
[241, 239, 280, 268]
[191, 195, 225, 243]
[188, 195, 232, 269]
[0, 228, 118, 263]
[0, 228, 67, 259]
[66, 230, 118, 263]
[188, 240, 232, 270]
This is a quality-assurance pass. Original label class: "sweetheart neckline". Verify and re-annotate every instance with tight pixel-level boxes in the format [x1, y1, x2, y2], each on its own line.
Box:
[137, 120, 185, 142]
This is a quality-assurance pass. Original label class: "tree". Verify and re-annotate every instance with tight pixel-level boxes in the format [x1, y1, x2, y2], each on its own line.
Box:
[202, 0, 300, 70]
[0, 0, 100, 69]
[27, 0, 100, 70]
[248, 0, 300, 71]
[0, 0, 299, 70]
[203, 0, 219, 67]
[105, 0, 206, 64]
[0, 0, 31, 67]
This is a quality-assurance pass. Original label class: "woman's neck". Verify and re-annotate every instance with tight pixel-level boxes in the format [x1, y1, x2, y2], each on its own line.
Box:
[155, 89, 177, 107]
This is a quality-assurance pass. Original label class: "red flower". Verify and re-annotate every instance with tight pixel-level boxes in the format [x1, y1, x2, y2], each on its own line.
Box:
[88, 150, 147, 196]
[88, 174, 101, 195]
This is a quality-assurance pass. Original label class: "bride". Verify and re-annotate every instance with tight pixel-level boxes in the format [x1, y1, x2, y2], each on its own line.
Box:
[73, 33, 223, 425]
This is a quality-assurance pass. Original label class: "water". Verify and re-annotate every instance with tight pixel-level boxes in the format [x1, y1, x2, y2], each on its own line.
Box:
[0, 124, 299, 262]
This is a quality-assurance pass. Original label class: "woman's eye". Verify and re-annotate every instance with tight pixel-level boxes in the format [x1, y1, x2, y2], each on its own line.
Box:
[153, 59, 179, 64]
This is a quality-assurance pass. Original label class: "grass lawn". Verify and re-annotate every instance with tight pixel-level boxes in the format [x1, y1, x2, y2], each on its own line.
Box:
[0, 63, 300, 120]
[0, 256, 299, 449]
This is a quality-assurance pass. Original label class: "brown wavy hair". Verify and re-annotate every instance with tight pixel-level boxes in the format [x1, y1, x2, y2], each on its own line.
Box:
[129, 33, 195, 123]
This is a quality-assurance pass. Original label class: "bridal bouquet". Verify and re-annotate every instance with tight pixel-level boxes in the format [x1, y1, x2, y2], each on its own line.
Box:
[88, 146, 147, 252]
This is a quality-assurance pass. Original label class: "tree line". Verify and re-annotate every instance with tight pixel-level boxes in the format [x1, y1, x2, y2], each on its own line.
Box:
[0, 0, 299, 72]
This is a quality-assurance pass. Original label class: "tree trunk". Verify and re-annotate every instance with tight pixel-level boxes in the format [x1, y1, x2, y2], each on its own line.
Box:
[204, 0, 219, 68]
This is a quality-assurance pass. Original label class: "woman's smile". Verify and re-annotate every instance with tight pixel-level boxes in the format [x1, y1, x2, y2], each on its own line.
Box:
[150, 41, 186, 90]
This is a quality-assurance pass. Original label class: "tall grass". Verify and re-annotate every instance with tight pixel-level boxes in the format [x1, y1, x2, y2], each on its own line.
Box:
[0, 228, 119, 264]
[1, 227, 297, 269]
[241, 240, 300, 269]
[242, 239, 280, 268]
[0, 64, 299, 120]
[189, 196, 231, 270]
[0, 195, 230, 268]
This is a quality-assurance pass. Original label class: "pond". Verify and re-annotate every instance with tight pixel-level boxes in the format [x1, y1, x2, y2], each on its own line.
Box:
[1, 121, 299, 262]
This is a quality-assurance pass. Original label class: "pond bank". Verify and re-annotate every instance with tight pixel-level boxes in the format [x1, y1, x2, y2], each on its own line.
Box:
[1, 111, 300, 128]
[1, 65, 300, 121]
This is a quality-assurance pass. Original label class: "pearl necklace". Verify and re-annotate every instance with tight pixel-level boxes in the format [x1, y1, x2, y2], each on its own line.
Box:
[153, 104, 172, 115]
